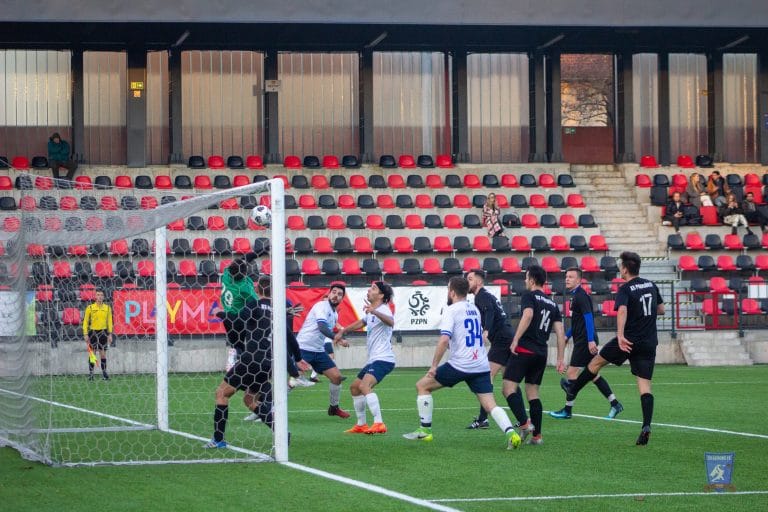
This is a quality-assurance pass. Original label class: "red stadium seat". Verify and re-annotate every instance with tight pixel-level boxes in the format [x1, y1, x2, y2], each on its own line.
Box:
[12, 156, 30, 169]
[100, 196, 118, 210]
[354, 237, 373, 254]
[110, 239, 129, 255]
[94, 261, 114, 278]
[0, 176, 12, 190]
[73, 175, 92, 190]
[178, 260, 198, 277]
[742, 299, 762, 315]
[298, 195, 317, 209]
[415, 194, 433, 208]
[678, 255, 698, 271]
[744, 173, 761, 187]
[59, 196, 78, 211]
[700, 206, 719, 225]
[671, 173, 688, 190]
[435, 154, 453, 168]
[394, 237, 414, 253]
[137, 260, 155, 277]
[220, 197, 238, 210]
[387, 175, 406, 188]
[462, 257, 481, 272]
[341, 259, 362, 275]
[640, 155, 660, 168]
[601, 300, 618, 316]
[382, 258, 403, 275]
[314, 237, 333, 254]
[444, 214, 462, 229]
[463, 174, 481, 188]
[273, 175, 290, 189]
[434, 236, 453, 252]
[287, 216, 306, 230]
[141, 196, 159, 210]
[610, 278, 626, 293]
[426, 175, 443, 188]
[495, 195, 509, 208]
[723, 234, 744, 250]
[580, 256, 601, 272]
[366, 215, 385, 229]
[232, 238, 251, 254]
[511, 236, 531, 252]
[559, 214, 577, 228]
[473, 236, 492, 252]
[246, 155, 264, 169]
[338, 195, 355, 209]
[501, 174, 519, 188]
[685, 233, 705, 250]
[194, 175, 212, 189]
[44, 216, 62, 231]
[757, 254, 768, 271]
[423, 258, 443, 274]
[588, 235, 608, 251]
[62, 308, 82, 325]
[521, 214, 539, 228]
[453, 194, 471, 208]
[154, 175, 172, 189]
[233, 175, 250, 187]
[67, 244, 88, 256]
[763, 233, 768, 249]
[676, 155, 695, 168]
[208, 155, 225, 169]
[167, 219, 185, 231]
[405, 215, 424, 229]
[539, 173, 556, 188]
[717, 255, 738, 271]
[550, 235, 570, 251]
[501, 257, 521, 273]
[27, 244, 46, 257]
[207, 216, 226, 230]
[36, 285, 54, 302]
[529, 194, 547, 208]
[635, 173, 652, 188]
[301, 259, 321, 275]
[283, 155, 301, 169]
[19, 196, 36, 211]
[327, 215, 346, 230]
[709, 276, 730, 293]
[701, 299, 721, 316]
[566, 194, 586, 208]
[376, 194, 395, 209]
[35, 176, 54, 190]
[349, 175, 367, 189]
[115, 175, 133, 189]
[192, 238, 212, 255]
[85, 216, 104, 232]
[322, 155, 340, 169]
[492, 279, 510, 296]
[398, 155, 416, 168]
[311, 175, 329, 189]
[541, 256, 560, 274]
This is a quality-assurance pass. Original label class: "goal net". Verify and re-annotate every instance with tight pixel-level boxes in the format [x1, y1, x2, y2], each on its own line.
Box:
[0, 175, 288, 466]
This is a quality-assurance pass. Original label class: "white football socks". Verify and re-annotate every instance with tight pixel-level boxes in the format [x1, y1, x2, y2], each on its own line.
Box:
[417, 394, 433, 426]
[365, 393, 383, 423]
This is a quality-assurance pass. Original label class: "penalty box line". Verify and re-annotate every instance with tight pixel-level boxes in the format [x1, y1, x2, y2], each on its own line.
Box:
[430, 490, 768, 503]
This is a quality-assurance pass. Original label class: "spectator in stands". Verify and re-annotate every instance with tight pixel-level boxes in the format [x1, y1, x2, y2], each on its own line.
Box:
[719, 193, 752, 236]
[482, 192, 504, 238]
[742, 191, 768, 234]
[662, 191, 686, 233]
[706, 170, 728, 208]
[687, 173, 709, 207]
[47, 132, 78, 182]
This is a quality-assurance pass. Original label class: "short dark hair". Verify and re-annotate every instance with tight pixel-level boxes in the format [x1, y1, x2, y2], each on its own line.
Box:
[619, 251, 641, 276]
[256, 275, 271, 297]
[526, 265, 547, 286]
[373, 280, 393, 303]
[448, 276, 470, 298]
[712, 170, 721, 177]
[329, 282, 346, 296]
[465, 268, 486, 282]
[565, 267, 583, 279]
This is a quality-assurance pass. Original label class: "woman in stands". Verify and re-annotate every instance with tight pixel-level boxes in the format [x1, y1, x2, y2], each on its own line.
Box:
[482, 192, 504, 238]
[720, 193, 752, 236]
[687, 173, 708, 207]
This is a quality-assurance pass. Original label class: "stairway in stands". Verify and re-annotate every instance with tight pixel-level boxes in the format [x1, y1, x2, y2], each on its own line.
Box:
[572, 165, 665, 257]
[679, 331, 754, 366]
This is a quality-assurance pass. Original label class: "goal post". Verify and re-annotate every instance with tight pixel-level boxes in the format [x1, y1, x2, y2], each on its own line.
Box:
[0, 175, 287, 466]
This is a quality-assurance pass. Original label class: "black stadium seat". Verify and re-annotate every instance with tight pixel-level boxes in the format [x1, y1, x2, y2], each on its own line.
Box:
[403, 258, 422, 274]
[444, 175, 462, 188]
[385, 215, 404, 229]
[227, 155, 244, 169]
[362, 259, 382, 275]
[374, 237, 393, 254]
[697, 255, 716, 271]
[406, 175, 425, 188]
[357, 194, 375, 209]
[379, 155, 396, 168]
[334, 237, 353, 254]
[341, 155, 360, 168]
[414, 237, 433, 253]
[368, 175, 386, 188]
[434, 194, 452, 208]
[442, 258, 462, 274]
[330, 175, 348, 188]
[318, 195, 336, 209]
[306, 215, 325, 229]
[135, 175, 153, 189]
[396, 195, 414, 208]
[174, 175, 192, 189]
[172, 238, 192, 255]
[520, 174, 537, 187]
[291, 175, 309, 189]
[228, 216, 247, 230]
[482, 175, 500, 188]
[463, 214, 481, 229]
[424, 215, 442, 229]
[417, 155, 434, 168]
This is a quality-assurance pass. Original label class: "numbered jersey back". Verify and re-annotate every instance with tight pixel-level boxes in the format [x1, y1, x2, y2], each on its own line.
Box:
[518, 290, 563, 356]
[439, 300, 490, 374]
[615, 277, 664, 345]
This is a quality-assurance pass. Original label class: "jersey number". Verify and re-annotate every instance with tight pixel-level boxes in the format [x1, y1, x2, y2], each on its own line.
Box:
[539, 310, 551, 332]
[640, 293, 654, 316]
[464, 318, 483, 347]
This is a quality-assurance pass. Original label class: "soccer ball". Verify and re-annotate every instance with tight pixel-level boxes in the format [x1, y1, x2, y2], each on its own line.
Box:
[251, 205, 272, 226]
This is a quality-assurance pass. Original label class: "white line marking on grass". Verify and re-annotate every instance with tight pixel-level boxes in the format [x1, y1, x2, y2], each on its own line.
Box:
[431, 490, 768, 502]
[281, 461, 462, 512]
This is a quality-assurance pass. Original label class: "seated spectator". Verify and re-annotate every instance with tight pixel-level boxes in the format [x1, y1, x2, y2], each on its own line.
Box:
[706, 170, 728, 208]
[662, 191, 686, 233]
[719, 193, 752, 236]
[742, 191, 768, 234]
[48, 132, 78, 181]
[687, 172, 709, 207]
[482, 192, 504, 238]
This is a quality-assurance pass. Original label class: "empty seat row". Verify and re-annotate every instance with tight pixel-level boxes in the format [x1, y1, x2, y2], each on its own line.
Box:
[678, 254, 768, 272]
[688, 275, 766, 294]
[637, 171, 768, 189]
[668, 232, 768, 251]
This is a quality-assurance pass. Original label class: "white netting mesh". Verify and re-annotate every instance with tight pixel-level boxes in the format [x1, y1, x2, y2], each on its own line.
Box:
[0, 175, 288, 465]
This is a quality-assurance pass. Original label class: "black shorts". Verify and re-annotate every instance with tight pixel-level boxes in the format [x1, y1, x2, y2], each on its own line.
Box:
[599, 337, 656, 380]
[223, 317, 245, 348]
[569, 339, 597, 368]
[487, 339, 513, 367]
[503, 353, 547, 385]
[88, 330, 109, 350]
[224, 361, 270, 393]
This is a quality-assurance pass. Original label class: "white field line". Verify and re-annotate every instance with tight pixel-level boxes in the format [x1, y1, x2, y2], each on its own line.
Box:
[431, 490, 768, 503]
[0, 387, 461, 511]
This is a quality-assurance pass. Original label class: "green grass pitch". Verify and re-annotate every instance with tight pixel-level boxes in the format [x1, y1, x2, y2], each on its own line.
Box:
[2, 365, 767, 511]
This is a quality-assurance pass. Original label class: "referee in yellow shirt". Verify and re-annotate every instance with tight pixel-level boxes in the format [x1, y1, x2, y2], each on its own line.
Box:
[83, 289, 113, 381]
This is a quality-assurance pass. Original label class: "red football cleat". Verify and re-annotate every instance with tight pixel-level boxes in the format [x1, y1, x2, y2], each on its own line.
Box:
[345, 424, 369, 434]
[366, 422, 387, 434]
[328, 405, 350, 419]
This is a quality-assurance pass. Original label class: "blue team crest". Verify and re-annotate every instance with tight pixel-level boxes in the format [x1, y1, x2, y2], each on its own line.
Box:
[704, 452, 735, 492]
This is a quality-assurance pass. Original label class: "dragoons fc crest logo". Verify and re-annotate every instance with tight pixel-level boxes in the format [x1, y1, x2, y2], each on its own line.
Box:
[408, 291, 430, 326]
[704, 452, 735, 492]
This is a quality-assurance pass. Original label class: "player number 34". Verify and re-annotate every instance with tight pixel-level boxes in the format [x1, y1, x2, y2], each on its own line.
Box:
[464, 318, 483, 347]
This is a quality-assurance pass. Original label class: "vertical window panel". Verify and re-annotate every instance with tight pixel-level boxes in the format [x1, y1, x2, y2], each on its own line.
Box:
[146, 51, 169, 165]
[723, 53, 758, 163]
[669, 53, 708, 158]
[467, 53, 529, 163]
[633, 53, 659, 159]
[84, 51, 127, 164]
